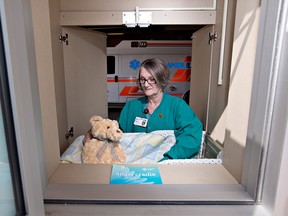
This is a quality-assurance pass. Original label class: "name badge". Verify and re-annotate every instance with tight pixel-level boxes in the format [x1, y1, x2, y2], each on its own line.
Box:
[134, 117, 148, 127]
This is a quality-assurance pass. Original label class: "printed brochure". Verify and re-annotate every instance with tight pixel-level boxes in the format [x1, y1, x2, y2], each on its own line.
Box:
[110, 164, 162, 184]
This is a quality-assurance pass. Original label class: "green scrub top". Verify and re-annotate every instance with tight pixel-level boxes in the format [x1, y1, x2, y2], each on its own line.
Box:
[118, 93, 203, 160]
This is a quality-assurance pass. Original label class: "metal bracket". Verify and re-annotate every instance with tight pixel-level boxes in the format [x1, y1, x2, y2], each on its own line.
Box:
[209, 32, 218, 44]
[123, 7, 152, 27]
[59, 33, 68, 45]
[123, 12, 137, 27]
[138, 11, 152, 27]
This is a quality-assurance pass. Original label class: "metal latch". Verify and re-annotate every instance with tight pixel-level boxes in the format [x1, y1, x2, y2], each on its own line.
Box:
[59, 33, 68, 45]
[209, 32, 218, 44]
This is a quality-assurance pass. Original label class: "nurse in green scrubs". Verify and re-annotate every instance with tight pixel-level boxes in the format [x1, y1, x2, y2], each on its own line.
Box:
[118, 58, 203, 161]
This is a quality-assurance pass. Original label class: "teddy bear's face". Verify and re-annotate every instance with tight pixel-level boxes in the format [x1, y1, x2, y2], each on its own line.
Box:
[90, 115, 123, 141]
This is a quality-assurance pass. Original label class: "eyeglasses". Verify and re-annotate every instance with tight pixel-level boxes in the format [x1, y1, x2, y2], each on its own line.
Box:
[138, 78, 157, 84]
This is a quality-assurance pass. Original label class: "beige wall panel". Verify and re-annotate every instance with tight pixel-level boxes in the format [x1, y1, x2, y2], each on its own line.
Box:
[223, 0, 261, 182]
[152, 11, 216, 25]
[190, 25, 213, 128]
[31, 0, 62, 178]
[61, 12, 123, 26]
[209, 0, 236, 144]
[60, 11, 216, 26]
[60, 0, 215, 11]
[49, 0, 69, 156]
[62, 27, 108, 139]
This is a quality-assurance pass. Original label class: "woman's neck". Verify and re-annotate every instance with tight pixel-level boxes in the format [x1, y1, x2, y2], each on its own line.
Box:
[147, 91, 163, 114]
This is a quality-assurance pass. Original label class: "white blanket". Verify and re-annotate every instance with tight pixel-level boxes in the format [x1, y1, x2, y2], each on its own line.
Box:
[60, 130, 176, 164]
[120, 130, 176, 164]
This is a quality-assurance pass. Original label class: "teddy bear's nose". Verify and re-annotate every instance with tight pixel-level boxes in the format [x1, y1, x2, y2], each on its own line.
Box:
[116, 130, 121, 133]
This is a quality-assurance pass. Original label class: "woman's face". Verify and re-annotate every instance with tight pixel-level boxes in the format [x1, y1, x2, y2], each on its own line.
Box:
[139, 67, 161, 97]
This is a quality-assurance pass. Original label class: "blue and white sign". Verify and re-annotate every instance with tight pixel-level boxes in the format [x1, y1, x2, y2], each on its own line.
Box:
[110, 164, 163, 184]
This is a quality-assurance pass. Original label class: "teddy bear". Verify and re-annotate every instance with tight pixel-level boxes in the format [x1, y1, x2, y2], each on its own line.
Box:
[82, 115, 126, 164]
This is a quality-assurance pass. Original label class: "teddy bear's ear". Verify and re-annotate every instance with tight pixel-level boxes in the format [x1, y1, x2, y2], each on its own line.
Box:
[112, 120, 119, 127]
[90, 115, 103, 124]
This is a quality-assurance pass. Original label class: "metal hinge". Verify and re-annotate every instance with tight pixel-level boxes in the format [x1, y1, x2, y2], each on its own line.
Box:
[65, 126, 74, 139]
[59, 33, 68, 45]
[208, 32, 218, 44]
